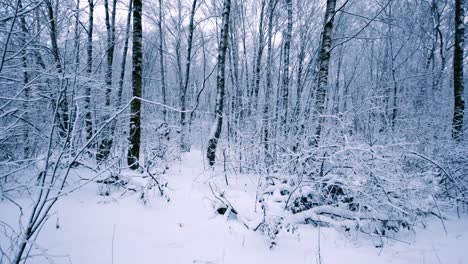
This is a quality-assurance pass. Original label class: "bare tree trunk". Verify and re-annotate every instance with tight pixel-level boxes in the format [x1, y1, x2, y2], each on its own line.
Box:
[109, 0, 132, 159]
[117, 0, 133, 108]
[45, 0, 62, 75]
[294, 26, 306, 120]
[313, 0, 336, 146]
[158, 0, 167, 122]
[252, 0, 266, 111]
[240, 0, 250, 116]
[128, 0, 143, 169]
[97, 0, 118, 161]
[452, 0, 465, 140]
[45, 0, 68, 138]
[103, 0, 117, 107]
[175, 0, 184, 132]
[19, 0, 30, 158]
[280, 0, 292, 129]
[180, 0, 198, 152]
[206, 0, 231, 166]
[262, 0, 277, 169]
[84, 0, 94, 141]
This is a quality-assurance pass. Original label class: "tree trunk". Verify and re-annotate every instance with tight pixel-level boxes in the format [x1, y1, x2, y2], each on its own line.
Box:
[262, 0, 277, 169]
[452, 0, 465, 140]
[97, 0, 117, 162]
[206, 0, 231, 166]
[45, 0, 68, 138]
[313, 0, 336, 146]
[180, 0, 198, 152]
[128, 0, 143, 170]
[84, 0, 94, 141]
[103, 0, 117, 107]
[252, 0, 266, 111]
[280, 0, 292, 129]
[117, 0, 133, 109]
[158, 0, 167, 122]
[19, 0, 30, 158]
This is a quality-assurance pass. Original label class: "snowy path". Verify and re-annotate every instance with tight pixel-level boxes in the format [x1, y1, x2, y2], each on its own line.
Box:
[3, 150, 467, 264]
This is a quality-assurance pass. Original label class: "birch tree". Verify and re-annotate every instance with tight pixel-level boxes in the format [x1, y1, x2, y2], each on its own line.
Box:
[207, 0, 231, 166]
[313, 0, 336, 146]
[128, 0, 143, 169]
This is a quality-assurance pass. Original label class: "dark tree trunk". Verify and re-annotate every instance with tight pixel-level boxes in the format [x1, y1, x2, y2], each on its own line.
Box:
[280, 0, 292, 129]
[180, 0, 198, 152]
[19, 0, 30, 158]
[97, 0, 118, 162]
[262, 0, 277, 169]
[128, 0, 143, 170]
[103, 0, 117, 107]
[117, 0, 133, 109]
[85, 0, 94, 141]
[45, 0, 68, 138]
[452, 0, 465, 140]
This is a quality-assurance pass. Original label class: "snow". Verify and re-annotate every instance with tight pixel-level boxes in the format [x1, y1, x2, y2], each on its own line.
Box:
[1, 150, 468, 264]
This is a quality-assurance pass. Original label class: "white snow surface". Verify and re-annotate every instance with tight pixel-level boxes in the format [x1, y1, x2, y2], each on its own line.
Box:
[1, 150, 468, 264]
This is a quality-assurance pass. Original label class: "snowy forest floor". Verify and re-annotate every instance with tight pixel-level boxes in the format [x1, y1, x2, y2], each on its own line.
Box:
[2, 150, 468, 264]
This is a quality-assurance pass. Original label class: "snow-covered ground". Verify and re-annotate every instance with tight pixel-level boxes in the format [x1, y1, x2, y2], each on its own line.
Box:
[2, 150, 467, 264]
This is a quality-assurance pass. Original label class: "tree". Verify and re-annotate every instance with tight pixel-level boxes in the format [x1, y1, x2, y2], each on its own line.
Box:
[313, 0, 336, 146]
[261, 0, 277, 169]
[252, 0, 266, 111]
[97, 0, 118, 162]
[117, 0, 133, 109]
[207, 0, 231, 166]
[158, 0, 167, 122]
[180, 0, 198, 152]
[84, 0, 94, 142]
[452, 0, 465, 141]
[280, 0, 292, 129]
[128, 0, 143, 170]
[45, 0, 68, 139]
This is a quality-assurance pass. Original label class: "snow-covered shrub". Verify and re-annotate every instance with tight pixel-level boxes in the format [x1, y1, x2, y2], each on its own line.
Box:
[259, 141, 449, 240]
[433, 142, 468, 209]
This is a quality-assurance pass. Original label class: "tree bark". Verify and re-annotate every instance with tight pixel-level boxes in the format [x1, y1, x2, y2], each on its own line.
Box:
[452, 0, 465, 140]
[158, 0, 167, 122]
[262, 0, 277, 169]
[207, 0, 231, 166]
[117, 0, 133, 109]
[313, 0, 336, 146]
[252, 0, 266, 111]
[45, 0, 68, 138]
[280, 0, 292, 129]
[97, 0, 118, 162]
[103, 0, 117, 107]
[180, 0, 198, 152]
[19, 0, 30, 158]
[84, 0, 94, 141]
[128, 0, 143, 169]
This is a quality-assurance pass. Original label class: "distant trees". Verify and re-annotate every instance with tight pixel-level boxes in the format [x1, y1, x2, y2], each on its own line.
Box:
[0, 0, 464, 176]
[0, 0, 467, 261]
